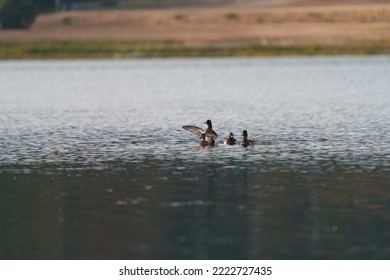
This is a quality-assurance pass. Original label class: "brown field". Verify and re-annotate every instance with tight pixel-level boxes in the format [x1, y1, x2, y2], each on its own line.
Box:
[0, 0, 389, 49]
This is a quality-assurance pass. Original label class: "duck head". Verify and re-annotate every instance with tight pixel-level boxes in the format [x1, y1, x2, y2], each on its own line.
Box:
[205, 119, 212, 127]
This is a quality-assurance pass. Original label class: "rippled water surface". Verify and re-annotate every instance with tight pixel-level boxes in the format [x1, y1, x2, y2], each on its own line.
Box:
[1, 56, 389, 259]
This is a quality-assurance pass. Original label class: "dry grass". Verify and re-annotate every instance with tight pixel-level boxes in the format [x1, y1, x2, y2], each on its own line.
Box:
[0, 1, 389, 50]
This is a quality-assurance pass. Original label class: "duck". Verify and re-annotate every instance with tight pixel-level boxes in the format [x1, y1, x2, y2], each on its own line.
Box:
[224, 132, 237, 145]
[240, 130, 255, 147]
[183, 119, 218, 146]
[204, 119, 218, 143]
[197, 133, 209, 147]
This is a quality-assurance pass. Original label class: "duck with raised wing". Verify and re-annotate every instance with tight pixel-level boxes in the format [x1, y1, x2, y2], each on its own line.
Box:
[182, 119, 218, 146]
[240, 130, 255, 147]
[224, 132, 237, 145]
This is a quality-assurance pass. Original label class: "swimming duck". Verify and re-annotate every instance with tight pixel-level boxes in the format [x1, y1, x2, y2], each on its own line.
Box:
[240, 130, 255, 147]
[183, 119, 218, 146]
[224, 132, 237, 145]
[197, 133, 209, 147]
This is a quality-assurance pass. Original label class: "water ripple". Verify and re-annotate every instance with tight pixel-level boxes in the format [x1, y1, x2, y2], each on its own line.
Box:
[0, 57, 389, 173]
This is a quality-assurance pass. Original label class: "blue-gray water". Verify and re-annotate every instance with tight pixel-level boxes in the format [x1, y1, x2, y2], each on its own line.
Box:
[0, 56, 389, 259]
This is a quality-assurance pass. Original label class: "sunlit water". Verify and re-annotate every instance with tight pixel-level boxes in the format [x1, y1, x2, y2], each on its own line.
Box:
[1, 56, 389, 259]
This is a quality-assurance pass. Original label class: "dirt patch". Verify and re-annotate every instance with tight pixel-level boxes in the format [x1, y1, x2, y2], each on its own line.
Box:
[0, 2, 389, 48]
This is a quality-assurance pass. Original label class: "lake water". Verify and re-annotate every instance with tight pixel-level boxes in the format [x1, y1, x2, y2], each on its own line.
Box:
[0, 56, 389, 259]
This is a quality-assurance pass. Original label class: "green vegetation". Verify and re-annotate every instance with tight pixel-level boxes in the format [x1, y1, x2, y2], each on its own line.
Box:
[101, 0, 119, 7]
[38, 0, 56, 12]
[0, 0, 37, 29]
[62, 16, 73, 25]
[0, 41, 388, 59]
[225, 13, 239, 20]
[0, 0, 63, 29]
[173, 13, 185, 21]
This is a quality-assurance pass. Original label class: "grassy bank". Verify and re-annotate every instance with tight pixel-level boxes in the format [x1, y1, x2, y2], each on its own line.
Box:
[1, 41, 388, 59]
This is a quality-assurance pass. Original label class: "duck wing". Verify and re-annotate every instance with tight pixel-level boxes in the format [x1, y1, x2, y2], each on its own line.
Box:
[182, 125, 204, 136]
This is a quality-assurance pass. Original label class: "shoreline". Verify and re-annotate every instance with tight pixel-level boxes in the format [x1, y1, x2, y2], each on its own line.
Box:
[0, 41, 389, 59]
